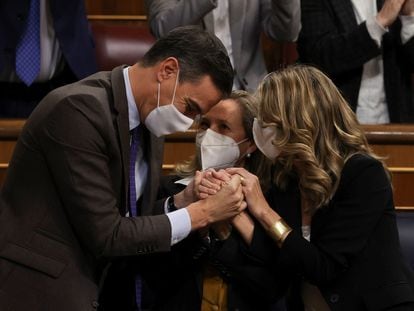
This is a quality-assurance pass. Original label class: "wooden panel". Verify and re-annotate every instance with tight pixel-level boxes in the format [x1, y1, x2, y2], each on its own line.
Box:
[391, 173, 414, 208]
[83, 0, 299, 71]
[1, 120, 414, 211]
[84, 0, 147, 15]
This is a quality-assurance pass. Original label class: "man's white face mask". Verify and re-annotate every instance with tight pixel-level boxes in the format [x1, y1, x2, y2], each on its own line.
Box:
[196, 129, 248, 170]
[145, 70, 194, 137]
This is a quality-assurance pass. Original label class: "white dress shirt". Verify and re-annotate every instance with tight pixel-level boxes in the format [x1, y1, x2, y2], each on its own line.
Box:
[211, 0, 240, 89]
[351, 0, 389, 124]
[351, 0, 414, 124]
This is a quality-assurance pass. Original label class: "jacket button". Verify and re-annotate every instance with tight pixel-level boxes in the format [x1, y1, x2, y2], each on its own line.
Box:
[330, 294, 339, 303]
[92, 300, 99, 308]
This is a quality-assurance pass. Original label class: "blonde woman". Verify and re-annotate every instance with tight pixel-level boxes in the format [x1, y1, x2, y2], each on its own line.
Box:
[143, 91, 277, 311]
[228, 65, 414, 310]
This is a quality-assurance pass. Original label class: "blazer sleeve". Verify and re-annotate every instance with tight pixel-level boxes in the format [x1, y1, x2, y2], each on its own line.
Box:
[210, 221, 284, 304]
[297, 0, 382, 76]
[262, 0, 301, 42]
[38, 93, 172, 258]
[276, 156, 393, 285]
[144, 0, 217, 38]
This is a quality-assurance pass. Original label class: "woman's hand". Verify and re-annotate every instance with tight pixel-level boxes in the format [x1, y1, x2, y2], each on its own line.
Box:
[231, 211, 255, 245]
[226, 167, 270, 219]
[187, 174, 247, 229]
[401, 0, 414, 15]
[194, 169, 231, 199]
[376, 0, 406, 27]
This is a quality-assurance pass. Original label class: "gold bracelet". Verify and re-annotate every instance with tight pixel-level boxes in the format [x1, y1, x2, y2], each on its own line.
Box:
[268, 218, 292, 248]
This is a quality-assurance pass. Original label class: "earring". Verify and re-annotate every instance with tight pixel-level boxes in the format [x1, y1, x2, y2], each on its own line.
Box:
[246, 153, 251, 158]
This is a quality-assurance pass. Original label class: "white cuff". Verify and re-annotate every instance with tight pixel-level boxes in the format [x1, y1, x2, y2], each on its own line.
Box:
[399, 15, 414, 44]
[166, 208, 191, 245]
[369, 15, 388, 47]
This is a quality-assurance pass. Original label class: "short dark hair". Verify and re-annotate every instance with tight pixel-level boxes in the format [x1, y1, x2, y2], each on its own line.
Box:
[141, 25, 234, 96]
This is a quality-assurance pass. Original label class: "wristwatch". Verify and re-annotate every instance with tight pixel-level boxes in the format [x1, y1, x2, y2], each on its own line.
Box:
[167, 195, 177, 213]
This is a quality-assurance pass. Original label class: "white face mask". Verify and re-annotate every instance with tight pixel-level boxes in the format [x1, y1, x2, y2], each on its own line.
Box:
[196, 129, 248, 170]
[252, 118, 281, 160]
[145, 71, 194, 137]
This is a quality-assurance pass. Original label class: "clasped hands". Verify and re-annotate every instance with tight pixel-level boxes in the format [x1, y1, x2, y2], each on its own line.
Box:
[377, 0, 414, 28]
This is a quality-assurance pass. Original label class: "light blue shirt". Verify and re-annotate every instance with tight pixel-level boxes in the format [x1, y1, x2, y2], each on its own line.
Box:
[123, 67, 191, 245]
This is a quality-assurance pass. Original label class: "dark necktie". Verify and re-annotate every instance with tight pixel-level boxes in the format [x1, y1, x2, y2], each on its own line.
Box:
[16, 0, 41, 86]
[129, 125, 142, 310]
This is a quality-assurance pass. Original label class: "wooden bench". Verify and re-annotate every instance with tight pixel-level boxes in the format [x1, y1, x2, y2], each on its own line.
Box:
[2, 121, 414, 210]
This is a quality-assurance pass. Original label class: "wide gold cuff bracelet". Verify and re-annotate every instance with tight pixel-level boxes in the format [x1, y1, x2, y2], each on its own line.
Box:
[269, 218, 292, 248]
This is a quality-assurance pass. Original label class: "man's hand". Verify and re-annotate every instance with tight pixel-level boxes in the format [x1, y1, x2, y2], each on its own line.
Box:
[186, 174, 246, 230]
[194, 169, 231, 199]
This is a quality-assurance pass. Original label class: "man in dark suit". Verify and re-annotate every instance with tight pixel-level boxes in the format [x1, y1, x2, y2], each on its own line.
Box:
[0, 0, 97, 117]
[298, 0, 414, 123]
[0, 26, 242, 310]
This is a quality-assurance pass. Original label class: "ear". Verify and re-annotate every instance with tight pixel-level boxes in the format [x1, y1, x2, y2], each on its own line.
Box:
[157, 57, 179, 82]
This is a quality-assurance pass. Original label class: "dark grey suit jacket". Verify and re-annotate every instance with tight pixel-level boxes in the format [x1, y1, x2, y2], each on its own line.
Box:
[0, 66, 171, 310]
[298, 0, 414, 122]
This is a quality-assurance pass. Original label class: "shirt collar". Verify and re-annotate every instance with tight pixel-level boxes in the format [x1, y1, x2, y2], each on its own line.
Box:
[123, 67, 141, 131]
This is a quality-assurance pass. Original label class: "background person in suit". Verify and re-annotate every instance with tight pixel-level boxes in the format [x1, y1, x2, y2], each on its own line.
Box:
[226, 65, 414, 310]
[144, 90, 276, 311]
[297, 0, 414, 124]
[0, 26, 244, 311]
[0, 0, 97, 118]
[144, 0, 301, 92]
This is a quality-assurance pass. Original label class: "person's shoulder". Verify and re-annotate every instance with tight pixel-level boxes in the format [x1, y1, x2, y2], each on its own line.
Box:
[340, 153, 387, 186]
[344, 153, 381, 169]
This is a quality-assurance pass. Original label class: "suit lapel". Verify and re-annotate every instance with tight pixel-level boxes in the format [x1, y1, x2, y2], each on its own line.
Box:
[111, 66, 130, 216]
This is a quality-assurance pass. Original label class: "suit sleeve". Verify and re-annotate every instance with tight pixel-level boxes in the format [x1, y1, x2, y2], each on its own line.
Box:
[39, 94, 171, 258]
[262, 0, 301, 42]
[144, 0, 217, 38]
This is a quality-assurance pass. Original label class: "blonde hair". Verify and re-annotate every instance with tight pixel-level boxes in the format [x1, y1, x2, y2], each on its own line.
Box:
[175, 90, 272, 190]
[256, 65, 388, 212]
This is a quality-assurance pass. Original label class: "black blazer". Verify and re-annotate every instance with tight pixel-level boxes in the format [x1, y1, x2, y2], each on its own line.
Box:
[0, 66, 171, 310]
[142, 175, 279, 311]
[297, 0, 414, 122]
[253, 154, 414, 310]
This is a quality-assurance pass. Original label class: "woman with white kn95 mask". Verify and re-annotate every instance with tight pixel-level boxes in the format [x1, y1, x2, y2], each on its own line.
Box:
[141, 90, 276, 311]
